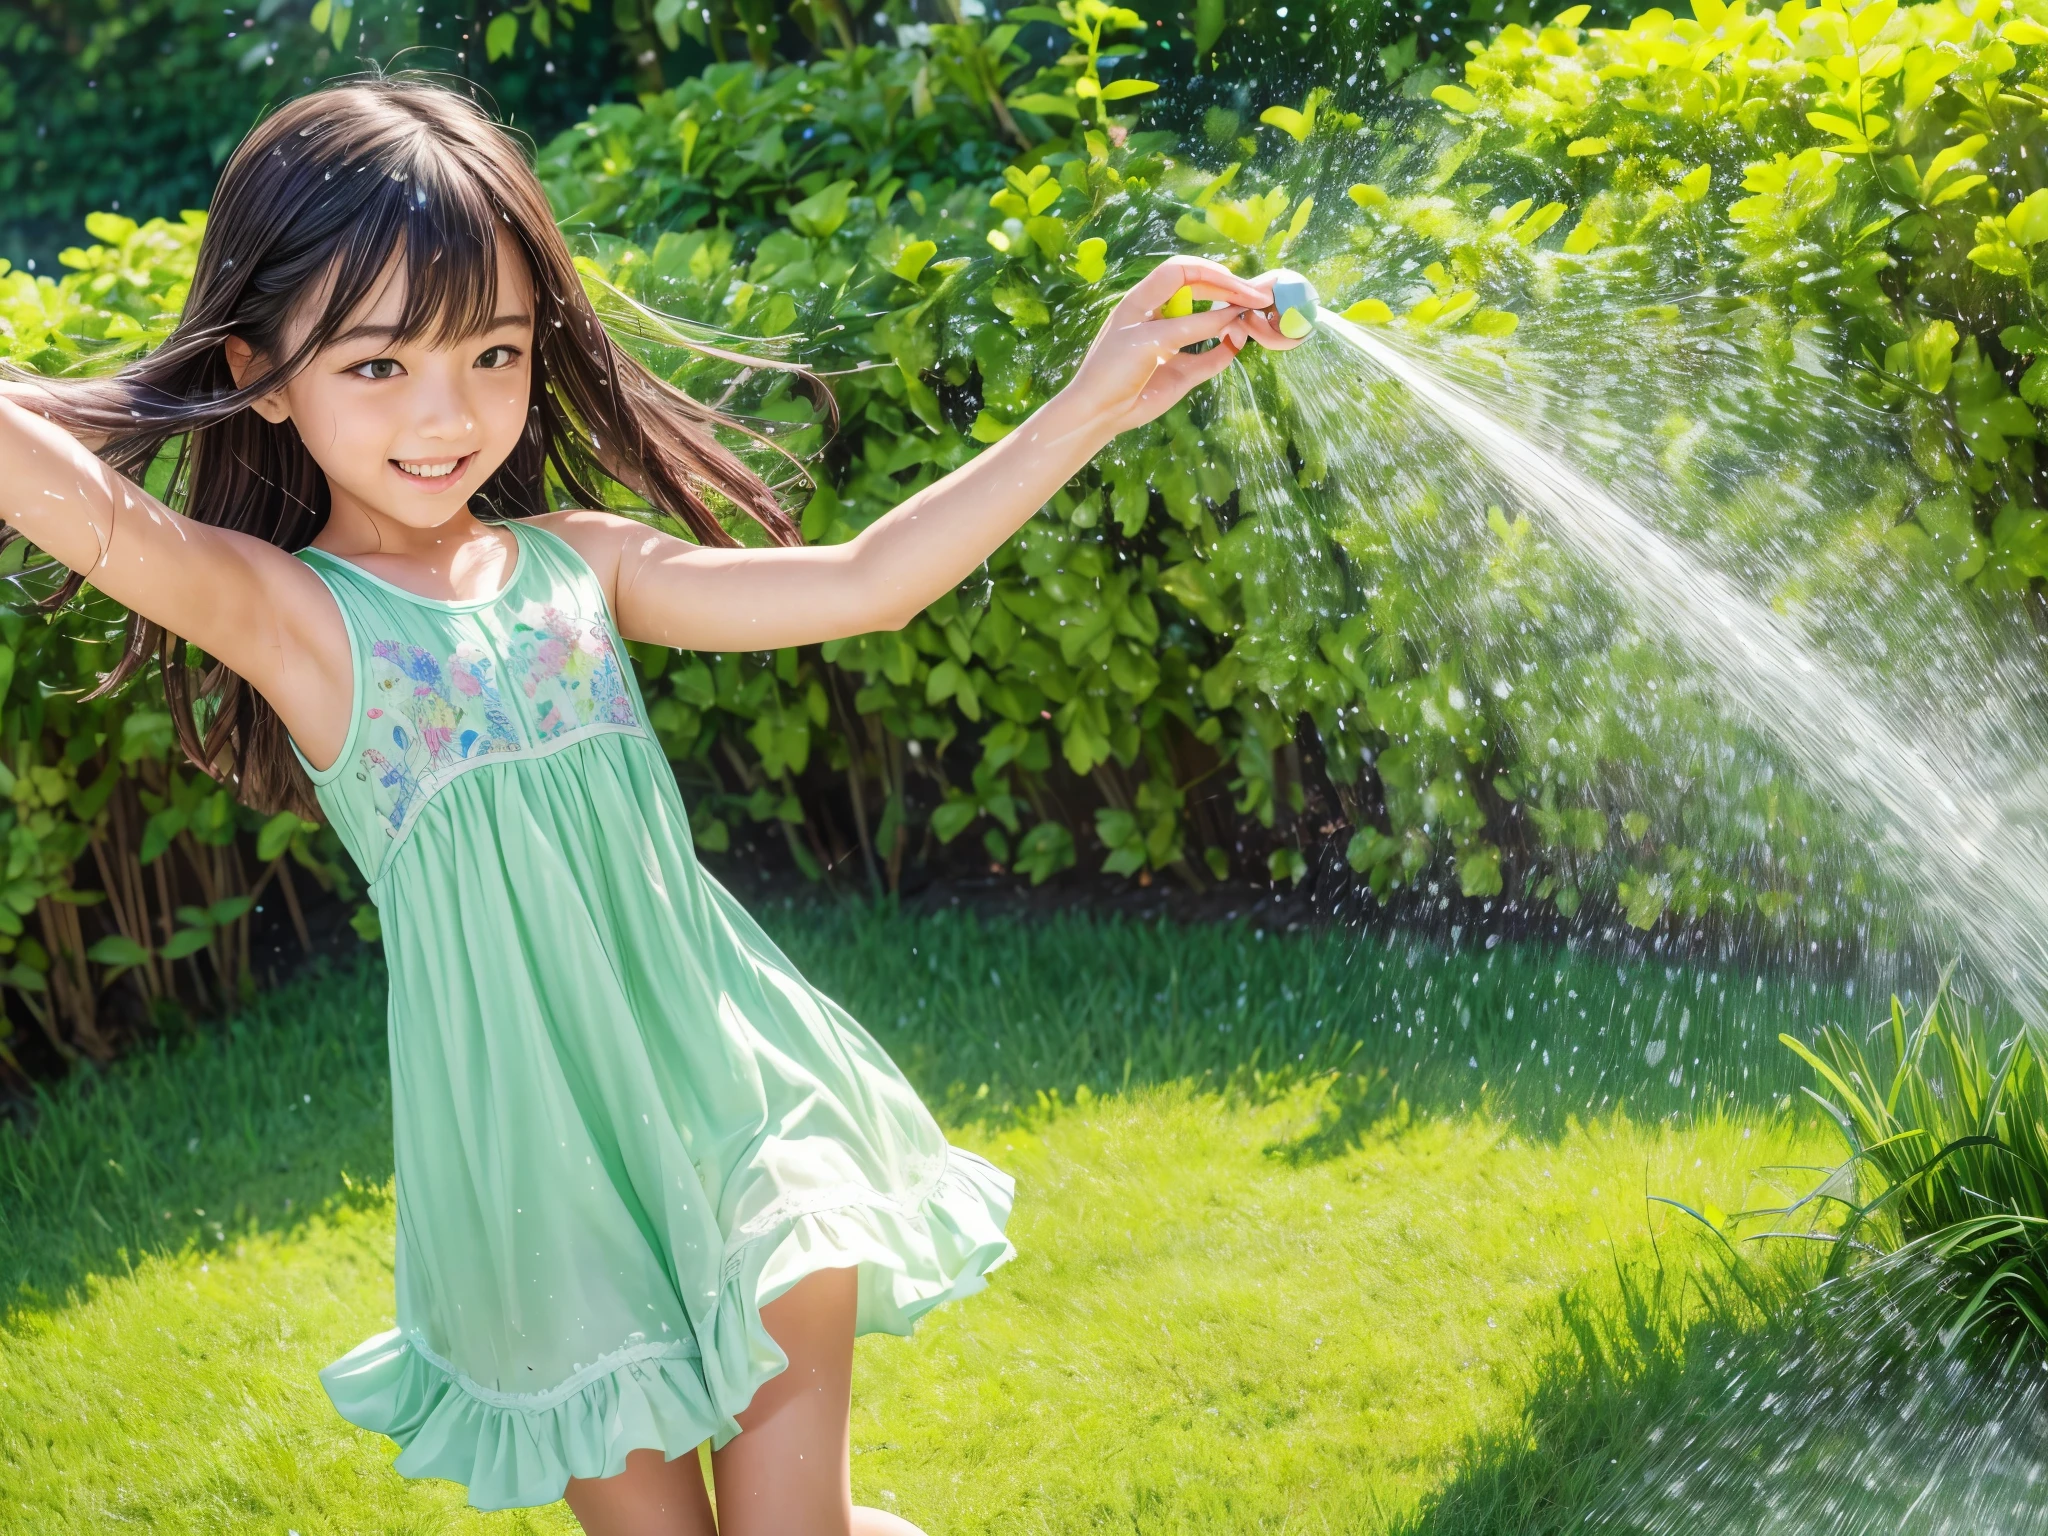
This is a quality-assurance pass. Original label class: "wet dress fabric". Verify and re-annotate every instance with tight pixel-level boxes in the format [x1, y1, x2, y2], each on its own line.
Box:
[291, 520, 1015, 1511]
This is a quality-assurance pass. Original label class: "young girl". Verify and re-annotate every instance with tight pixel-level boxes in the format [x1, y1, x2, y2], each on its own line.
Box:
[0, 76, 1291, 1533]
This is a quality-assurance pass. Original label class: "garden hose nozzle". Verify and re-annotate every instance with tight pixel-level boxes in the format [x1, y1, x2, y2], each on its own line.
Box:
[1268, 270, 1318, 339]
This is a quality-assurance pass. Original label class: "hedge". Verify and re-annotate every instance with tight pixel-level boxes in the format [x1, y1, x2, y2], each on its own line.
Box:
[4, 0, 2042, 1071]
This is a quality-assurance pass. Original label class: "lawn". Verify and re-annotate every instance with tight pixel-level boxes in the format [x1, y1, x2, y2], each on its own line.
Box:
[0, 900, 1846, 1534]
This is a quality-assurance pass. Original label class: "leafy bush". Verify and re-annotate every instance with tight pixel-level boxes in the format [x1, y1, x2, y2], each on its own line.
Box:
[0, 213, 355, 1071]
[1442, 0, 2048, 592]
[547, 7, 1915, 938]
[12, 0, 2048, 1071]
[0, 0, 632, 272]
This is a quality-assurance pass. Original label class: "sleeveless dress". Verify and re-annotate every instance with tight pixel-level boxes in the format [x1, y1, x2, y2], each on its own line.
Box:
[291, 519, 1016, 1512]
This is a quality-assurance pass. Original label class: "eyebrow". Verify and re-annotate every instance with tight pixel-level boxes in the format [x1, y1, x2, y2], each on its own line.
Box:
[330, 312, 533, 349]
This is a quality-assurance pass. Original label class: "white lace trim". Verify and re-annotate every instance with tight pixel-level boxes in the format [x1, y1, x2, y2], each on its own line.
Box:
[400, 1327, 702, 1412]
[717, 1146, 978, 1282]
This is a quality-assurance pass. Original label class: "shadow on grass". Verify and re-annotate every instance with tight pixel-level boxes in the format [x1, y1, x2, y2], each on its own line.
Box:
[775, 899, 1844, 1144]
[1391, 1247, 1799, 1536]
[1, 952, 395, 1328]
[2, 898, 1849, 1328]
[1396, 1240, 2048, 1536]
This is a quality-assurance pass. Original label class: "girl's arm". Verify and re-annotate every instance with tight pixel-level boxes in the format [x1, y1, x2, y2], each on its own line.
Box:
[556, 258, 1292, 654]
[0, 396, 354, 766]
[0, 377, 109, 453]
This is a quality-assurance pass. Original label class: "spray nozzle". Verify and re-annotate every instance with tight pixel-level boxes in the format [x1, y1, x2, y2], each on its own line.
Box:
[1267, 269, 1318, 339]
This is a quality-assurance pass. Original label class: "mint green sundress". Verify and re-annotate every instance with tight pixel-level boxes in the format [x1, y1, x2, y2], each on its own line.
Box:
[291, 520, 1015, 1512]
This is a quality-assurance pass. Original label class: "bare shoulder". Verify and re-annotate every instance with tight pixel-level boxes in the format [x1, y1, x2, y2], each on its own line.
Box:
[528, 509, 682, 564]
[529, 509, 694, 603]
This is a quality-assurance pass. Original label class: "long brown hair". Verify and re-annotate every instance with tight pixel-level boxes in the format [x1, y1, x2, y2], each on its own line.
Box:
[3, 73, 817, 820]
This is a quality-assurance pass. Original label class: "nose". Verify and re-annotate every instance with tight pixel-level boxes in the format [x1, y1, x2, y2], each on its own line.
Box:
[411, 358, 478, 446]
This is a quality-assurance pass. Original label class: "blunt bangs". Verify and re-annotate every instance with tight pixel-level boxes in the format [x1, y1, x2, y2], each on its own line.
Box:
[276, 116, 511, 369]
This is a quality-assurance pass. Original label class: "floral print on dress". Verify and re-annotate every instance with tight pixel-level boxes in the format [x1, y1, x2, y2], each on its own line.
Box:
[359, 640, 522, 834]
[503, 603, 639, 739]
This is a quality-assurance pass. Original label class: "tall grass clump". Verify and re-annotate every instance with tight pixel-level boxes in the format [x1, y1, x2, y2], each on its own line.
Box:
[1782, 977, 2048, 1363]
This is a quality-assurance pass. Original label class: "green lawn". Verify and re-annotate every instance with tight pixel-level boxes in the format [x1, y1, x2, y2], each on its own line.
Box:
[0, 902, 1843, 1534]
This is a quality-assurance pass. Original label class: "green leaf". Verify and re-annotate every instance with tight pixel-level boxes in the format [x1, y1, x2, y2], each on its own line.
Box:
[1431, 85, 1479, 113]
[257, 810, 306, 862]
[350, 904, 382, 943]
[891, 239, 937, 282]
[1014, 822, 1076, 885]
[971, 411, 1015, 443]
[1806, 112, 1870, 145]
[139, 807, 185, 866]
[930, 795, 980, 844]
[899, 364, 944, 432]
[1970, 240, 2030, 278]
[1259, 106, 1311, 142]
[158, 928, 213, 961]
[1347, 827, 1399, 874]
[992, 281, 1051, 329]
[208, 895, 254, 927]
[1268, 848, 1308, 885]
[1011, 93, 1080, 118]
[1194, 0, 1226, 57]
[2011, 190, 2048, 245]
[2002, 324, 2048, 355]
[1566, 137, 1610, 157]
[788, 179, 856, 239]
[86, 934, 151, 969]
[485, 10, 518, 60]
[1072, 236, 1108, 283]
[1617, 877, 1670, 930]
[1100, 78, 1158, 102]
[1458, 843, 1507, 901]
[1096, 808, 1146, 876]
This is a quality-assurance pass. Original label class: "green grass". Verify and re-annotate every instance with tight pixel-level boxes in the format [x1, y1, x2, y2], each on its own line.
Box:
[0, 902, 1844, 1533]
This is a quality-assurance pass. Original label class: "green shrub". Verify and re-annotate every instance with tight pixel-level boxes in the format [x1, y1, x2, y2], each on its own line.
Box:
[0, 0, 636, 273]
[548, 10, 1905, 937]
[10, 0, 2044, 1069]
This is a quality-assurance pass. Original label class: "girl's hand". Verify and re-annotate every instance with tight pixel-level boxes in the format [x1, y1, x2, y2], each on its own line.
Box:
[1052, 256, 1301, 445]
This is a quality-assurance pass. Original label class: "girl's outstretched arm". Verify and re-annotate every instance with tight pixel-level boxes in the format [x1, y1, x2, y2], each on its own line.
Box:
[557, 257, 1297, 654]
[0, 395, 353, 765]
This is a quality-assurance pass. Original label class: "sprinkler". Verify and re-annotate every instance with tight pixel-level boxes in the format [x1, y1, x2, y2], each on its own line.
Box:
[1267, 269, 1318, 339]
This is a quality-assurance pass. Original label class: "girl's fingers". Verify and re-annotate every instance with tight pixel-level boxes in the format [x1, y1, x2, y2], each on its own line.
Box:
[1150, 331, 1245, 396]
[1133, 304, 1253, 351]
[1123, 257, 1270, 317]
[1239, 310, 1298, 351]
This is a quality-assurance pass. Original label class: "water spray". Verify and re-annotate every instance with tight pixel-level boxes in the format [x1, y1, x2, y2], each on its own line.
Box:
[1266, 269, 1318, 339]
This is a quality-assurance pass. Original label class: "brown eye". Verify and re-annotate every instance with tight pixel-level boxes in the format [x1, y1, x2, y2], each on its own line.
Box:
[352, 358, 403, 381]
[477, 345, 520, 369]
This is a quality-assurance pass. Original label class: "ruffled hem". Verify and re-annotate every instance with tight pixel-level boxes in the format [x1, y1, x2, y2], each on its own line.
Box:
[319, 1146, 1016, 1511]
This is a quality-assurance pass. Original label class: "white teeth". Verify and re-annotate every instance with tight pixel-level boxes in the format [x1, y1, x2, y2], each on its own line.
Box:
[397, 458, 461, 478]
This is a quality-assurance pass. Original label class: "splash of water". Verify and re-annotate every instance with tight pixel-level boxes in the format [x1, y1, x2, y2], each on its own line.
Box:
[1306, 312, 2048, 1034]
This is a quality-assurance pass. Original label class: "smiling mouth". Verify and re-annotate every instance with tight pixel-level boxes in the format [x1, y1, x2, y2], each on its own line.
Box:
[392, 453, 475, 487]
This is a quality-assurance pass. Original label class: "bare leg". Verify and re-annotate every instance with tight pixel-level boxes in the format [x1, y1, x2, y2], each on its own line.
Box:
[711, 1265, 928, 1536]
[563, 1445, 718, 1536]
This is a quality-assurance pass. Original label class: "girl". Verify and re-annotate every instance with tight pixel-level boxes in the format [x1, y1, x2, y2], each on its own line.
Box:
[0, 76, 1292, 1533]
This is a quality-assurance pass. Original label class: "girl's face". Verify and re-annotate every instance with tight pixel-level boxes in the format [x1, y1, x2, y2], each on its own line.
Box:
[226, 225, 536, 532]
